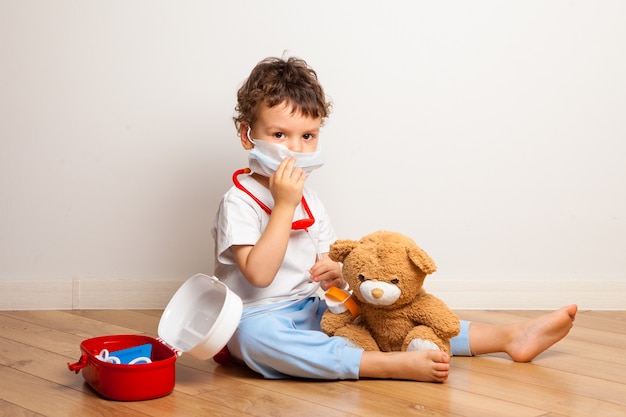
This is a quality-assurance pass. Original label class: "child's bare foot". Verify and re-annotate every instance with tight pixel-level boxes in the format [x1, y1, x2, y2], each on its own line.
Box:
[506, 304, 578, 362]
[360, 350, 451, 382]
[404, 350, 451, 382]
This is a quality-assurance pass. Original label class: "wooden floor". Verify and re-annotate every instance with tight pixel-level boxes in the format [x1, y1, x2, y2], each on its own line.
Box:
[0, 309, 624, 417]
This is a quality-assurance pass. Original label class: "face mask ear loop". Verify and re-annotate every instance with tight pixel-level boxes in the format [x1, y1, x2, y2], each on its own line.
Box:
[246, 126, 255, 145]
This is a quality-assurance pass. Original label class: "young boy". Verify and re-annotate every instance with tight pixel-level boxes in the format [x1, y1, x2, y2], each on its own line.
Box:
[211, 56, 577, 382]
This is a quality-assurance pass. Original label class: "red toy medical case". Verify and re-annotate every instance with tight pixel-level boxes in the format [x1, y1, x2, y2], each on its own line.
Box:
[67, 334, 179, 401]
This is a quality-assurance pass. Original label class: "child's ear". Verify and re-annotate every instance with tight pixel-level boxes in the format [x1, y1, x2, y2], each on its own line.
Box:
[240, 123, 253, 150]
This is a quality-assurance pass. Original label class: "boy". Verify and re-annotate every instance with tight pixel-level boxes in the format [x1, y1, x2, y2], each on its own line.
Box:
[211, 56, 577, 382]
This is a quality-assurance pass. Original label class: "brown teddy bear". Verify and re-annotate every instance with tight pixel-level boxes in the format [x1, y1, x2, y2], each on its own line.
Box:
[321, 231, 460, 354]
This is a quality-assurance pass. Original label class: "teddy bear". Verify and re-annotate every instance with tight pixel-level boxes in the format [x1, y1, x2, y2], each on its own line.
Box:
[321, 231, 460, 354]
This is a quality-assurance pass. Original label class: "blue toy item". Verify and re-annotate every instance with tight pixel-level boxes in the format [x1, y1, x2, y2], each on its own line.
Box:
[95, 343, 153, 365]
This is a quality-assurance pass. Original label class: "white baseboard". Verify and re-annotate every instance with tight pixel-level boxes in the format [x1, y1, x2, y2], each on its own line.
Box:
[1, 277, 624, 310]
[425, 277, 626, 310]
[0, 278, 188, 310]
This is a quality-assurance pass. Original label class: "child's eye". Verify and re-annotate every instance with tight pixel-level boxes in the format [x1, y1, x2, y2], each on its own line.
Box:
[303, 133, 314, 140]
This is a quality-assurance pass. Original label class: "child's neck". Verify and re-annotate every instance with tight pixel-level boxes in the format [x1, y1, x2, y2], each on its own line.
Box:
[251, 172, 270, 189]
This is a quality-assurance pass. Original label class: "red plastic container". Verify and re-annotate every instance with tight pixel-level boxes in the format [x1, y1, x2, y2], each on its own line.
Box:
[67, 334, 179, 401]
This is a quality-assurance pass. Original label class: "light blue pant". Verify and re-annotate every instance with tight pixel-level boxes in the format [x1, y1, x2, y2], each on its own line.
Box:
[227, 296, 472, 379]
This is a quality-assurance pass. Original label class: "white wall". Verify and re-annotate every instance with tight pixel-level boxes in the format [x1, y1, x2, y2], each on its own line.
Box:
[1, 0, 625, 310]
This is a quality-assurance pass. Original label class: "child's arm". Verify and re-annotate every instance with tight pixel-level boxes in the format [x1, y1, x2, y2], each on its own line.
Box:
[231, 158, 306, 288]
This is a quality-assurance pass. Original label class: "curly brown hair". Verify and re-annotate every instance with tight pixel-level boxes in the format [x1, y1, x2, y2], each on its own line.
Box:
[233, 56, 331, 134]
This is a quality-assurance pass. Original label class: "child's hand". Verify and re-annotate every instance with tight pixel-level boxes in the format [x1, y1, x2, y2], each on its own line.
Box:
[310, 254, 344, 291]
[269, 157, 306, 210]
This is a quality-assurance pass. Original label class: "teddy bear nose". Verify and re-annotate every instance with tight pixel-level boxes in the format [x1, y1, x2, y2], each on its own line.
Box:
[371, 288, 384, 299]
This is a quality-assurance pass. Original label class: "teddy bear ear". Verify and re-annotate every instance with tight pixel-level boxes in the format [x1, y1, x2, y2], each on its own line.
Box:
[329, 239, 359, 262]
[407, 245, 437, 275]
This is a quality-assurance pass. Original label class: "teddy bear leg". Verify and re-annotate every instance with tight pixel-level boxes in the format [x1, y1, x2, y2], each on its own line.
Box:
[335, 324, 381, 351]
[403, 326, 451, 354]
[320, 310, 353, 336]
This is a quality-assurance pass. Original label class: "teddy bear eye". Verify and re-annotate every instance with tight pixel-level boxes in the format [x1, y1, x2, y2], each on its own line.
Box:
[359, 274, 367, 282]
[391, 278, 399, 284]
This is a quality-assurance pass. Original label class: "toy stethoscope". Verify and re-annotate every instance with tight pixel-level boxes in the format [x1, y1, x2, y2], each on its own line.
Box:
[232, 167, 323, 261]
[232, 168, 315, 231]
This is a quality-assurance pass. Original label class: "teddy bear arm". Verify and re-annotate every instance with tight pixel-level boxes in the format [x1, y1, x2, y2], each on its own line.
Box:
[410, 294, 461, 338]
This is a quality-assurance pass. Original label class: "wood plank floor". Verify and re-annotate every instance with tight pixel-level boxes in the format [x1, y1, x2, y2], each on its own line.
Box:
[0, 309, 624, 417]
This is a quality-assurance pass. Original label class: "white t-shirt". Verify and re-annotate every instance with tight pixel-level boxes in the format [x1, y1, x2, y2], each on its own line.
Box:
[211, 173, 336, 309]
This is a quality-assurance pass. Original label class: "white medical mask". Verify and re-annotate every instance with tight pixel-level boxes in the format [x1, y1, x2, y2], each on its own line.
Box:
[247, 127, 325, 176]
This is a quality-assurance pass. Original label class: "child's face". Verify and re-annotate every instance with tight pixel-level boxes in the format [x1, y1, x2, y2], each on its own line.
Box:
[240, 101, 322, 153]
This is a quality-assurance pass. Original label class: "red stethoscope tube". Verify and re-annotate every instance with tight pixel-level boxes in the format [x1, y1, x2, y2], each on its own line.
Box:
[232, 168, 315, 231]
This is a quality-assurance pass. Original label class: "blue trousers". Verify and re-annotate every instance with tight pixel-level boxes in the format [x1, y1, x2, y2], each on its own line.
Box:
[227, 296, 472, 379]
